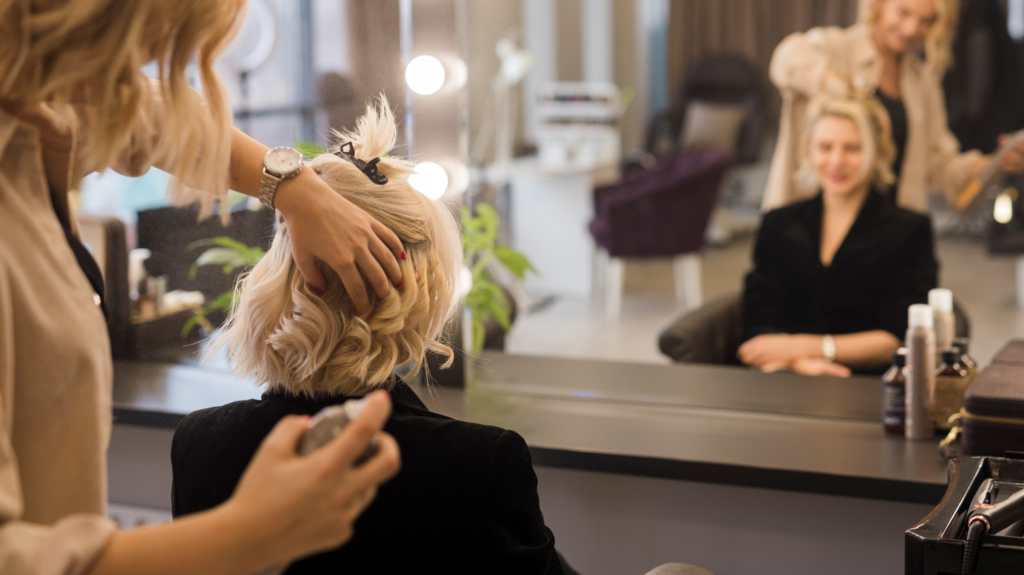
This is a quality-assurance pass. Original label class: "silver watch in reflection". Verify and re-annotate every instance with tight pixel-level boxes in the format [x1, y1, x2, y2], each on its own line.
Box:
[822, 334, 836, 363]
[258, 147, 304, 209]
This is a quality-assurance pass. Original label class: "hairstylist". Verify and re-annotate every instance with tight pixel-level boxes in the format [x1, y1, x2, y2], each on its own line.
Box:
[763, 0, 1024, 213]
[0, 1, 401, 574]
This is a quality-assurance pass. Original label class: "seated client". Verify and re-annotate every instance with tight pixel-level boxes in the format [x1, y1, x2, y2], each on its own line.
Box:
[171, 100, 569, 575]
[739, 94, 937, 376]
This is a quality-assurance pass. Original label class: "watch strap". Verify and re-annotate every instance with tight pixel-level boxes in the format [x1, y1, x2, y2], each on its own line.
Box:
[822, 334, 836, 363]
[258, 169, 282, 209]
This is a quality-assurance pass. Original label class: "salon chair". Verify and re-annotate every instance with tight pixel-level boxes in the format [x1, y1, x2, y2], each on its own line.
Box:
[590, 149, 732, 317]
[658, 291, 972, 365]
[635, 53, 763, 167]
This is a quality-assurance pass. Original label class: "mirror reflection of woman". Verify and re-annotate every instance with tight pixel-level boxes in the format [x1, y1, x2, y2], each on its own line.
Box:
[740, 95, 938, 377]
[764, 0, 1024, 213]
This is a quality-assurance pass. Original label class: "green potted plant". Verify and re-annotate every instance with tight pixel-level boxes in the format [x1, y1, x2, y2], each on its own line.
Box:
[461, 202, 535, 356]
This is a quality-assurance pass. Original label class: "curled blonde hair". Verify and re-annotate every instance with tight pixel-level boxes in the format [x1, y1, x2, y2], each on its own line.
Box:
[0, 0, 244, 214]
[794, 93, 896, 194]
[859, 0, 959, 76]
[213, 97, 463, 398]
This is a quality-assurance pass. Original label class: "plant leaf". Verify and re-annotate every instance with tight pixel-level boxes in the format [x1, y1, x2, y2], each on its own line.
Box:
[472, 317, 485, 356]
[295, 142, 330, 159]
[187, 237, 253, 253]
[193, 247, 249, 269]
[493, 245, 537, 280]
[474, 204, 499, 247]
[181, 292, 236, 336]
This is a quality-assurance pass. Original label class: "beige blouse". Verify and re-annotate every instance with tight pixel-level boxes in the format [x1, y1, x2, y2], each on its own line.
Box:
[763, 24, 983, 213]
[0, 85, 168, 574]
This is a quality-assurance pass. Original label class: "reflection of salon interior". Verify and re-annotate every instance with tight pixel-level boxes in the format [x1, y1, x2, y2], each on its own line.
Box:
[76, 1, 1024, 574]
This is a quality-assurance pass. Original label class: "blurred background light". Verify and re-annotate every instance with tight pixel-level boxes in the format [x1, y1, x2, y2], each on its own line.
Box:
[405, 55, 446, 95]
[409, 162, 449, 199]
[995, 189, 1017, 224]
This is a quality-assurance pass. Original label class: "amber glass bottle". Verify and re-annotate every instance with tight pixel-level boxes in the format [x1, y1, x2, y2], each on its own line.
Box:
[881, 348, 907, 434]
[929, 349, 969, 431]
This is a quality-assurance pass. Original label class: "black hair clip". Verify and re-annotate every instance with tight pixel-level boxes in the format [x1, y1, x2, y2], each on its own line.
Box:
[335, 142, 388, 185]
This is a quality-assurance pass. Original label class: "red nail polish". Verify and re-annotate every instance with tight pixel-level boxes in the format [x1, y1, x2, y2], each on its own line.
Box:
[314, 287, 325, 296]
[401, 251, 407, 260]
[397, 281, 404, 290]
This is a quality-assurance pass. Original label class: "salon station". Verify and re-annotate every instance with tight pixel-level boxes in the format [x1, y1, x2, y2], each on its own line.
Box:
[51, 1, 1024, 574]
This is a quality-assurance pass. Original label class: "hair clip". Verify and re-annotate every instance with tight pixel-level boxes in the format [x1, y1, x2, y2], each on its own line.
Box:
[335, 142, 388, 185]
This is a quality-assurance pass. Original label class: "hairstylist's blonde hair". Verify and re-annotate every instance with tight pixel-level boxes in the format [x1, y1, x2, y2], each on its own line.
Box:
[0, 0, 244, 211]
[859, 0, 959, 75]
[794, 93, 896, 194]
[215, 97, 462, 398]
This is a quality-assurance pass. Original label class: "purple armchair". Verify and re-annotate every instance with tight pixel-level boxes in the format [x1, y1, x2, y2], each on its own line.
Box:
[588, 149, 733, 316]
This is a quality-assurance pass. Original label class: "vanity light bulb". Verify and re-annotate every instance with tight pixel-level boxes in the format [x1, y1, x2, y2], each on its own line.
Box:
[459, 264, 473, 297]
[405, 55, 445, 95]
[409, 162, 449, 200]
[995, 191, 1014, 224]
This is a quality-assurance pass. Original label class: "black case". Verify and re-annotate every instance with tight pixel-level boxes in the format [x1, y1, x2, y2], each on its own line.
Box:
[962, 364, 1024, 457]
[906, 456, 1024, 574]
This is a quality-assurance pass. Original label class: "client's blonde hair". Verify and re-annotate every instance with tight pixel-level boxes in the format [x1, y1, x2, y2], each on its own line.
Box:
[794, 93, 896, 194]
[214, 97, 462, 398]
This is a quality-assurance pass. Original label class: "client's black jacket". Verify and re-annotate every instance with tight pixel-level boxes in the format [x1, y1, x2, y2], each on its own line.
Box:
[743, 190, 938, 342]
[171, 382, 566, 575]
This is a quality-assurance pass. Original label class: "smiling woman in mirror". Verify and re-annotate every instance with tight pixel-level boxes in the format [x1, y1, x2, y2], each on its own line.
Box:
[764, 0, 1024, 214]
[739, 94, 937, 377]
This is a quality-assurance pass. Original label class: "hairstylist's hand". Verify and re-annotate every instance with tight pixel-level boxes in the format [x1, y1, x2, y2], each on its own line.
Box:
[997, 133, 1024, 174]
[223, 390, 401, 569]
[274, 167, 404, 315]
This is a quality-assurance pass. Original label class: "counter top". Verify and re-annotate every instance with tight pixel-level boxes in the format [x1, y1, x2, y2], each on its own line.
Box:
[112, 353, 949, 504]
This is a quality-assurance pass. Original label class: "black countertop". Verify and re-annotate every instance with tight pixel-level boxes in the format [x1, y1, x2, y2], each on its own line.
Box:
[112, 353, 950, 504]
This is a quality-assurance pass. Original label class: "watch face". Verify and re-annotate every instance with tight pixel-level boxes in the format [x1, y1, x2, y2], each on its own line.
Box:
[265, 147, 303, 176]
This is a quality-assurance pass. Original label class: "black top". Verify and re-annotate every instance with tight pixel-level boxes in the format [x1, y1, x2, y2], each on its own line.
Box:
[876, 89, 908, 201]
[171, 382, 567, 575]
[743, 191, 937, 343]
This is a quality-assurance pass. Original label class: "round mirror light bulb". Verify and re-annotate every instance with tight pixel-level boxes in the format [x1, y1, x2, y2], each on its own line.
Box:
[995, 191, 1015, 224]
[459, 264, 473, 297]
[409, 162, 449, 200]
[405, 55, 445, 95]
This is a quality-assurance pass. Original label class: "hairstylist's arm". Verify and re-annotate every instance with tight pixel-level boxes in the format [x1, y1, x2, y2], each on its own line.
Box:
[88, 391, 400, 575]
[228, 128, 404, 315]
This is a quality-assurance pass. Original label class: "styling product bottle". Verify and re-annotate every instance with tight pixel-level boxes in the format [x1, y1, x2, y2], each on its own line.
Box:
[882, 348, 908, 435]
[906, 304, 936, 440]
[928, 289, 955, 356]
[952, 337, 978, 385]
[930, 349, 970, 431]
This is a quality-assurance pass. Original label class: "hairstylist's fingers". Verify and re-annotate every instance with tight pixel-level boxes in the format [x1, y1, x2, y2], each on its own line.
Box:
[334, 261, 371, 316]
[372, 219, 406, 263]
[368, 232, 403, 287]
[292, 247, 328, 294]
[259, 414, 311, 458]
[356, 250, 392, 300]
[317, 391, 392, 469]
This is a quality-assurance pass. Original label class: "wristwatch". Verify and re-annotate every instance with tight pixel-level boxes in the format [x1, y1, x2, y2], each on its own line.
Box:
[822, 334, 836, 363]
[258, 147, 304, 209]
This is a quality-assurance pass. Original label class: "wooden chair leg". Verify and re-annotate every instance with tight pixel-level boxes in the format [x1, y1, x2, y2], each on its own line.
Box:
[606, 255, 624, 318]
[673, 253, 702, 310]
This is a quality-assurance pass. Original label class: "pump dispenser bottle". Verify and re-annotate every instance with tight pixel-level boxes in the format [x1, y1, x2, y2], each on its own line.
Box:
[906, 304, 936, 440]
